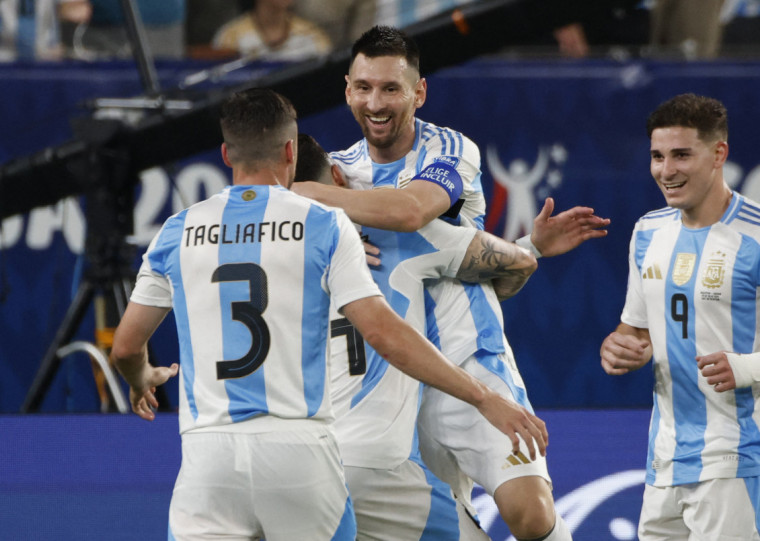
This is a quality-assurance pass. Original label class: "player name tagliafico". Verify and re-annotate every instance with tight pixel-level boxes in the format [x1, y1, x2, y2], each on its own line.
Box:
[183, 221, 304, 247]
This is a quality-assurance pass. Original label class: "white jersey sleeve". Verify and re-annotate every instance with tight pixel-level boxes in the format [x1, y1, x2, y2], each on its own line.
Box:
[327, 207, 383, 313]
[620, 217, 651, 330]
[131, 222, 175, 308]
[414, 125, 484, 226]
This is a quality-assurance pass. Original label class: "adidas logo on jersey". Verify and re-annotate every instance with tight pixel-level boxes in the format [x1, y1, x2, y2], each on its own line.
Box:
[397, 169, 414, 189]
[501, 451, 532, 469]
[642, 264, 662, 280]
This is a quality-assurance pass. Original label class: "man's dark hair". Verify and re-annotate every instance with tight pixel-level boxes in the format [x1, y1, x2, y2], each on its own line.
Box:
[220, 87, 297, 167]
[647, 93, 728, 142]
[294, 133, 331, 183]
[350, 25, 420, 73]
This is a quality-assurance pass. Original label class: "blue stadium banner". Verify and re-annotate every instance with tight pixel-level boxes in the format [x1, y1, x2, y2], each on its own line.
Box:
[3, 59, 760, 412]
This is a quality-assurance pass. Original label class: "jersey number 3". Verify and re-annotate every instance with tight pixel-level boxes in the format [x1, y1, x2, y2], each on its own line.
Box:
[212, 263, 271, 379]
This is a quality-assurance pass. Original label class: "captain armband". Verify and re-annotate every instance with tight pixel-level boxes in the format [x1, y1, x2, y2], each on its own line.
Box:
[412, 159, 464, 207]
[725, 352, 760, 388]
[515, 234, 543, 259]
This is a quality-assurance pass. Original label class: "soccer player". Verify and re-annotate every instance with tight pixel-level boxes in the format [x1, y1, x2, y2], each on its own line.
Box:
[292, 26, 608, 541]
[295, 132, 543, 539]
[110, 88, 548, 541]
[600, 93, 760, 540]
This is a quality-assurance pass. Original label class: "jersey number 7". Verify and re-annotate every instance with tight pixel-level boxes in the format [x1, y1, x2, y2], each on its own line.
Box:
[331, 318, 367, 376]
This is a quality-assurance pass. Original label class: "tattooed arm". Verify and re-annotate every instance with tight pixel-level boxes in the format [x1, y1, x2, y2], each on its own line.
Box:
[456, 230, 538, 300]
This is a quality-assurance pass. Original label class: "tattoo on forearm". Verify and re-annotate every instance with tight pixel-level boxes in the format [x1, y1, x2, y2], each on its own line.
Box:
[456, 236, 534, 299]
[459, 237, 514, 278]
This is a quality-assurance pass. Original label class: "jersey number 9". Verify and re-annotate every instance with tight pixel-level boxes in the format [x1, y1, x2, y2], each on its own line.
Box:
[671, 293, 688, 339]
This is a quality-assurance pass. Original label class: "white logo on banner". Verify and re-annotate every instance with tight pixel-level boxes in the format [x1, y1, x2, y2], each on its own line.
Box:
[485, 144, 567, 241]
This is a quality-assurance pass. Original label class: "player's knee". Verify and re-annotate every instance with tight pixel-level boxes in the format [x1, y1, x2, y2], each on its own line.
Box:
[503, 501, 554, 539]
[494, 479, 555, 539]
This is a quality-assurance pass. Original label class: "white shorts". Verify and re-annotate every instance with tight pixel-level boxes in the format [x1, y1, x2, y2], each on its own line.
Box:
[417, 354, 551, 496]
[639, 477, 760, 540]
[168, 426, 356, 541]
[344, 459, 490, 541]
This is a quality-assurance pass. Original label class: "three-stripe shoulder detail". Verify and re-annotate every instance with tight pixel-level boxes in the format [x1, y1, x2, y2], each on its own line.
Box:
[330, 141, 366, 165]
[419, 122, 464, 157]
[641, 207, 678, 221]
[735, 200, 760, 227]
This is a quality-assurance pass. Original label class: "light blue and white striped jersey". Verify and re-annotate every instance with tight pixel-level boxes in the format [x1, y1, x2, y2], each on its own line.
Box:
[329, 117, 516, 468]
[621, 192, 760, 486]
[328, 219, 476, 469]
[335, 117, 512, 368]
[130, 184, 381, 435]
[333, 118, 485, 227]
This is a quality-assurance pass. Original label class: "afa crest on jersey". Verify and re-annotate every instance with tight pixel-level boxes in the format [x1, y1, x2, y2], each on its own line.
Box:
[700, 250, 727, 301]
[702, 250, 727, 289]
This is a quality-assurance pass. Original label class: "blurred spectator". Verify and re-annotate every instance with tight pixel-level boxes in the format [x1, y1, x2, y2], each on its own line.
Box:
[57, 0, 91, 27]
[374, 0, 464, 29]
[552, 23, 590, 58]
[294, 0, 375, 50]
[185, 0, 243, 59]
[212, 0, 332, 62]
[58, 0, 185, 60]
[570, 1, 649, 56]
[372, 0, 647, 58]
[0, 0, 62, 61]
[497, 0, 647, 58]
[649, 0, 724, 58]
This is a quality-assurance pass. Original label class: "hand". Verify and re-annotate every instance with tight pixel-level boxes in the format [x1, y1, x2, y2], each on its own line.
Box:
[697, 352, 736, 392]
[531, 197, 609, 257]
[128, 363, 179, 421]
[364, 240, 380, 267]
[600, 332, 651, 375]
[478, 391, 548, 461]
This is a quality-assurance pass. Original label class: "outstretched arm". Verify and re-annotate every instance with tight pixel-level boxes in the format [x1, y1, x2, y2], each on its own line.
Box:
[111, 302, 178, 421]
[456, 230, 537, 300]
[291, 179, 450, 232]
[343, 295, 548, 460]
[527, 197, 609, 258]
